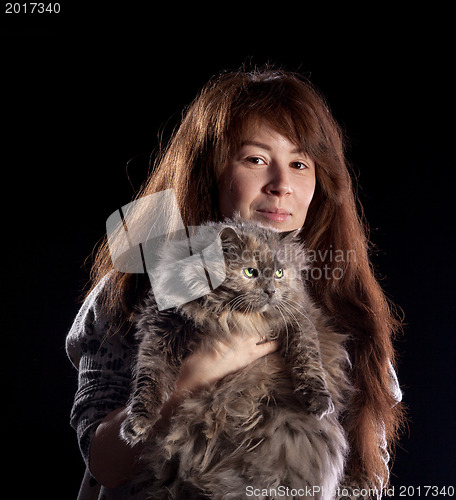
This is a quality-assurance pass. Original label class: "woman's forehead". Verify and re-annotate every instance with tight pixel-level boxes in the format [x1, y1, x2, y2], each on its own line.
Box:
[233, 114, 304, 151]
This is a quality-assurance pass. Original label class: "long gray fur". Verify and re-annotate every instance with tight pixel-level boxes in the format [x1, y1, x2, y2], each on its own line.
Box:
[121, 218, 352, 500]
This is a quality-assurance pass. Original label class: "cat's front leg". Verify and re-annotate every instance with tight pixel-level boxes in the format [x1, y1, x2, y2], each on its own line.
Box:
[286, 327, 335, 419]
[120, 348, 179, 445]
[120, 370, 171, 445]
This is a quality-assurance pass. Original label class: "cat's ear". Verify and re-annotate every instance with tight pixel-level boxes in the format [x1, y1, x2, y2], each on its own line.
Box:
[218, 226, 244, 252]
[279, 228, 303, 243]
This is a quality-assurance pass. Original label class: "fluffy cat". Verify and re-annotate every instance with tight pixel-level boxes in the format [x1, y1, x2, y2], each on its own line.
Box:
[121, 218, 352, 500]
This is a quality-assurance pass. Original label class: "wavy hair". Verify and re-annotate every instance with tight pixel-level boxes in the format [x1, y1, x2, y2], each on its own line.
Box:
[88, 66, 404, 487]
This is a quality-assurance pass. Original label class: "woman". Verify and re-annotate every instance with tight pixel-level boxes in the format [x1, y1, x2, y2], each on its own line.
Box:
[67, 67, 404, 499]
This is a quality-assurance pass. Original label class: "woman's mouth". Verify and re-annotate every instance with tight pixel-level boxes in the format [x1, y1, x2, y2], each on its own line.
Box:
[256, 209, 292, 222]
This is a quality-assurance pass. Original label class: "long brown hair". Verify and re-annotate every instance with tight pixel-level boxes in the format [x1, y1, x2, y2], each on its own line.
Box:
[89, 66, 404, 487]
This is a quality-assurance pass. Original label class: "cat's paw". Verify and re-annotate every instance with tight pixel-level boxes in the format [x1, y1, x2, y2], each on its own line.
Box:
[297, 389, 335, 419]
[120, 412, 153, 445]
[308, 391, 335, 419]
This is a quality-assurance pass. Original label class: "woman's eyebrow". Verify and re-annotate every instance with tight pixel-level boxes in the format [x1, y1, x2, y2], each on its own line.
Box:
[241, 141, 272, 151]
[240, 141, 304, 154]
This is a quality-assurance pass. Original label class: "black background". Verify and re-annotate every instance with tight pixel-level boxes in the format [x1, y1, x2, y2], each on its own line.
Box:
[3, 6, 455, 498]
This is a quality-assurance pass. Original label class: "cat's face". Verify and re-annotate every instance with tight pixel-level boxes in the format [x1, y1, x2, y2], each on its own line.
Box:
[212, 222, 308, 314]
[151, 219, 308, 313]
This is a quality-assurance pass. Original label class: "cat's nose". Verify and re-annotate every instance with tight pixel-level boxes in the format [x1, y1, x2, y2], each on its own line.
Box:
[264, 289, 275, 298]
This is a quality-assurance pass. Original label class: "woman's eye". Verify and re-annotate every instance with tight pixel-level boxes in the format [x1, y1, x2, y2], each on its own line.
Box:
[291, 161, 308, 170]
[246, 156, 266, 165]
[275, 269, 284, 279]
[243, 268, 259, 278]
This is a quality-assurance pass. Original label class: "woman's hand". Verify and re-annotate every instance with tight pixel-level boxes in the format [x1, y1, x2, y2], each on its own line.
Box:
[89, 335, 278, 489]
[176, 334, 279, 392]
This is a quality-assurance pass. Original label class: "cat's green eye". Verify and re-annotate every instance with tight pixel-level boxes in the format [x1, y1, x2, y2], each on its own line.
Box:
[243, 268, 258, 278]
[275, 269, 284, 279]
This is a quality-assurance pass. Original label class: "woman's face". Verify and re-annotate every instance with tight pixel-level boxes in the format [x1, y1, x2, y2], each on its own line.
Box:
[218, 123, 316, 231]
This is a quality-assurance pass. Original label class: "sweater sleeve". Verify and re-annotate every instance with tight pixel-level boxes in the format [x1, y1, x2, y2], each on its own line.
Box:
[336, 362, 403, 500]
[66, 276, 135, 466]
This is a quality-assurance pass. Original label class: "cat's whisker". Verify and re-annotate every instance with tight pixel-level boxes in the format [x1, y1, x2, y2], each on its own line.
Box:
[226, 295, 242, 309]
[227, 293, 249, 312]
[275, 304, 290, 354]
[283, 297, 318, 334]
[277, 303, 302, 346]
[227, 294, 259, 336]
[278, 300, 302, 330]
[227, 292, 247, 305]
[281, 296, 306, 314]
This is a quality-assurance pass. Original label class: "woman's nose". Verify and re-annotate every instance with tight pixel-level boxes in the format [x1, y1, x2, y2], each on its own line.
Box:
[263, 163, 292, 197]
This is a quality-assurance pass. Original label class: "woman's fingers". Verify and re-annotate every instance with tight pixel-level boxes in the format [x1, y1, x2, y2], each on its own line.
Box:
[255, 339, 279, 355]
[176, 334, 279, 393]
